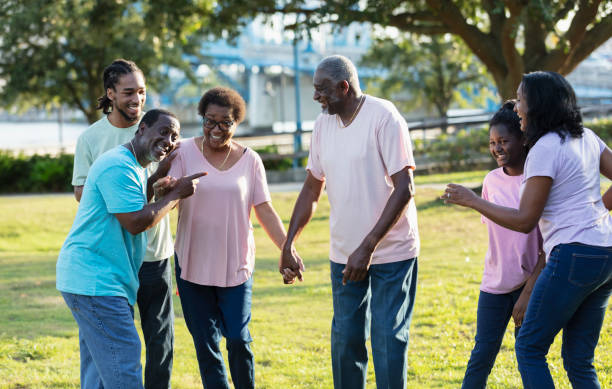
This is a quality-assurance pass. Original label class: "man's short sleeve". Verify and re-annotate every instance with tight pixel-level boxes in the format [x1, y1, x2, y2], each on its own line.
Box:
[377, 107, 416, 176]
[72, 134, 92, 186]
[306, 119, 325, 180]
[97, 166, 146, 214]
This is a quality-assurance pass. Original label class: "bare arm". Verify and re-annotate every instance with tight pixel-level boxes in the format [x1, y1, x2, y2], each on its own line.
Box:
[512, 249, 546, 326]
[254, 201, 287, 250]
[443, 176, 552, 233]
[114, 172, 205, 235]
[73, 186, 83, 202]
[600, 148, 612, 210]
[279, 172, 325, 281]
[342, 167, 415, 284]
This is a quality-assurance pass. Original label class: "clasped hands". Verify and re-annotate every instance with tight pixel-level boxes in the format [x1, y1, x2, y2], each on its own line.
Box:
[279, 242, 373, 285]
[279, 244, 305, 284]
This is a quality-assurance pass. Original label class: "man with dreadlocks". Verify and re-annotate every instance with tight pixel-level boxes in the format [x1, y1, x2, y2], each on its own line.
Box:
[71, 59, 175, 389]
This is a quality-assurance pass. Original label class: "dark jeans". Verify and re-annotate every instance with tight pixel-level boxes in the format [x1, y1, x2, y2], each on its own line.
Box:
[462, 288, 523, 389]
[516, 243, 612, 389]
[137, 258, 174, 389]
[330, 258, 418, 389]
[175, 256, 254, 389]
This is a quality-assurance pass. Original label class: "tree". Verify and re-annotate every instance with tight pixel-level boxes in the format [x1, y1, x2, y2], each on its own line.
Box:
[0, 0, 217, 123]
[239, 0, 612, 101]
[361, 33, 491, 120]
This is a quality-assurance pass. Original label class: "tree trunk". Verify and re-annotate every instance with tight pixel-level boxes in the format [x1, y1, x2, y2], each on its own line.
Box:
[84, 107, 100, 124]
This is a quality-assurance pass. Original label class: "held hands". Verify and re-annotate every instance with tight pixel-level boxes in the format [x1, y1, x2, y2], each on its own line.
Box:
[342, 243, 374, 285]
[279, 243, 305, 284]
[441, 184, 479, 208]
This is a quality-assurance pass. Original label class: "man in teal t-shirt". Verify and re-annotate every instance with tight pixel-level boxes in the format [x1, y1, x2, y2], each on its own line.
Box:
[59, 144, 148, 304]
[59, 109, 205, 388]
[71, 59, 175, 389]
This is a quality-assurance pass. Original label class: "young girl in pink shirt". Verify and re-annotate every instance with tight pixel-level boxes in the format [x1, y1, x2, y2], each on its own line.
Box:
[460, 101, 545, 388]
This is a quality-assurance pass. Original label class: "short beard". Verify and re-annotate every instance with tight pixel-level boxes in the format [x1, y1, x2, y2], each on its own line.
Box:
[114, 105, 139, 124]
[326, 100, 342, 115]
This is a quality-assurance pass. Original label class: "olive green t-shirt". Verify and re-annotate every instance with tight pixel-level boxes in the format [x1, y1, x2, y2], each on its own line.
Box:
[72, 116, 174, 262]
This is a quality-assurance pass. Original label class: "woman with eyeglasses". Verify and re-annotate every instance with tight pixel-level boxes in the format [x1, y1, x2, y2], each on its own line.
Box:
[169, 87, 287, 389]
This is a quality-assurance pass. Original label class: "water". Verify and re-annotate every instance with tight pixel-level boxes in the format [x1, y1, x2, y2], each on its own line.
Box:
[1, 121, 87, 154]
[0, 121, 205, 154]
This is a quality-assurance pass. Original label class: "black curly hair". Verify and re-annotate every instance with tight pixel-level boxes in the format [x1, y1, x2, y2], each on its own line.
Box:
[520, 71, 583, 148]
[197, 87, 246, 124]
[139, 108, 177, 129]
[489, 100, 522, 140]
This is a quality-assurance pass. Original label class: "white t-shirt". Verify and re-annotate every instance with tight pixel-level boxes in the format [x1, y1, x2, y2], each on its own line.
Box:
[523, 128, 611, 257]
[306, 95, 420, 264]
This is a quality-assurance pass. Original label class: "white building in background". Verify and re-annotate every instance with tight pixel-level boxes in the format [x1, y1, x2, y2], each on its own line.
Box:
[162, 15, 373, 133]
[567, 39, 612, 101]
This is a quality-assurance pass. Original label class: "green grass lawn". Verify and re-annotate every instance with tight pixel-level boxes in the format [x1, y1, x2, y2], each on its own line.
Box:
[0, 177, 610, 388]
[414, 169, 488, 186]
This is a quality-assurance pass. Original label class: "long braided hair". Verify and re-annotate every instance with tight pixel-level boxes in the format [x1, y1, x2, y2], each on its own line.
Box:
[96, 59, 144, 115]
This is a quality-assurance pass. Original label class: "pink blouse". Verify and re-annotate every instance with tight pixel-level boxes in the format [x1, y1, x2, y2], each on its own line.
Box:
[169, 138, 271, 287]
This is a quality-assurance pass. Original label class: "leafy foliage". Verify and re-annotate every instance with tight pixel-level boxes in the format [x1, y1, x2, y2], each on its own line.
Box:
[0, 0, 218, 123]
[253, 144, 296, 171]
[243, 0, 612, 101]
[361, 33, 492, 119]
[586, 117, 612, 141]
[0, 152, 73, 193]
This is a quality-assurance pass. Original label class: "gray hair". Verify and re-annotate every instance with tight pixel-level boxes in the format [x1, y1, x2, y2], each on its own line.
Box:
[316, 55, 361, 92]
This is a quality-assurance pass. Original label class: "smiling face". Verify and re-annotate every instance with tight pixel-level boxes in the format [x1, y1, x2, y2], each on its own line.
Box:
[135, 114, 180, 166]
[489, 124, 525, 172]
[107, 72, 146, 127]
[203, 104, 236, 150]
[514, 83, 528, 132]
[313, 69, 346, 115]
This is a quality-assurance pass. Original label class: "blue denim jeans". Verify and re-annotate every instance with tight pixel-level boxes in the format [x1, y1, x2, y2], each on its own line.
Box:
[61, 292, 144, 389]
[330, 258, 418, 389]
[515, 243, 612, 389]
[175, 256, 254, 389]
[462, 288, 523, 389]
[137, 258, 174, 389]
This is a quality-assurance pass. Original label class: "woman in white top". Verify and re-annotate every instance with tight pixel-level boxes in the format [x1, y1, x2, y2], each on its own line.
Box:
[443, 71, 611, 389]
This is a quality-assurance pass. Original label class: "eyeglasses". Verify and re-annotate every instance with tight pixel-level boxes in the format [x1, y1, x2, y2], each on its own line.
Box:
[203, 117, 234, 131]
